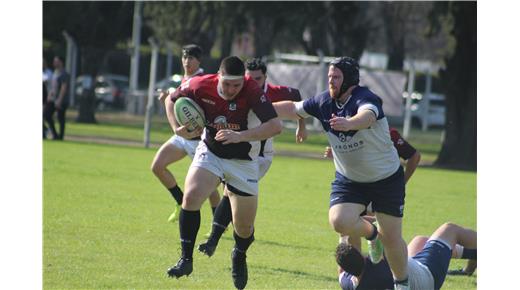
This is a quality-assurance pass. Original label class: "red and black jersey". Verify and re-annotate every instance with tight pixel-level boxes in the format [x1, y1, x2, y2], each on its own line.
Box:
[264, 83, 302, 103]
[170, 74, 278, 160]
[390, 128, 417, 160]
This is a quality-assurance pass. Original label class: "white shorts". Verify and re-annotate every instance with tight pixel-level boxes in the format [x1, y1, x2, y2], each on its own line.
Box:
[191, 142, 259, 196]
[169, 135, 200, 159]
[258, 153, 273, 180]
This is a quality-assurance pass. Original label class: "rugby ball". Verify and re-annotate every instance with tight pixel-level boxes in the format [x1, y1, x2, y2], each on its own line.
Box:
[174, 97, 206, 131]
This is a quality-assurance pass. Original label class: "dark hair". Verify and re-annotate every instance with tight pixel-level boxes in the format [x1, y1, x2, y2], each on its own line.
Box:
[220, 56, 245, 76]
[54, 55, 65, 64]
[245, 58, 267, 74]
[330, 56, 360, 95]
[182, 44, 203, 60]
[335, 243, 365, 277]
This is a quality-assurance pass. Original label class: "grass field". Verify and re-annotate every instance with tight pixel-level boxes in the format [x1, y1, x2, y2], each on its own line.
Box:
[43, 140, 476, 289]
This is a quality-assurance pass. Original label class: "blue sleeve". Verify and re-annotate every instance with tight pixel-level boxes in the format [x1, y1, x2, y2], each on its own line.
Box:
[339, 271, 356, 290]
[302, 96, 321, 119]
[356, 94, 384, 119]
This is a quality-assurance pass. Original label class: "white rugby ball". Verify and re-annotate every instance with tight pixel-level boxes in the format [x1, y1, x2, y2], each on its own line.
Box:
[174, 97, 206, 131]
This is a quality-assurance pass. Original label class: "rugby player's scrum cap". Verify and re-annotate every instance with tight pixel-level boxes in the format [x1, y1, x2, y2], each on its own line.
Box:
[330, 56, 360, 96]
[182, 44, 202, 60]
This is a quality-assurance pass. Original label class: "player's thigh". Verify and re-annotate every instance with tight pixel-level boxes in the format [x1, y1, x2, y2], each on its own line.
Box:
[227, 188, 258, 236]
[374, 211, 403, 242]
[407, 235, 429, 257]
[183, 166, 221, 210]
[151, 140, 187, 169]
[329, 202, 366, 228]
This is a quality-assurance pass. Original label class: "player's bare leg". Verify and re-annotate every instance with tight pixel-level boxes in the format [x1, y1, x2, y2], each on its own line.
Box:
[167, 166, 220, 278]
[227, 188, 258, 290]
[151, 142, 187, 222]
[375, 212, 408, 283]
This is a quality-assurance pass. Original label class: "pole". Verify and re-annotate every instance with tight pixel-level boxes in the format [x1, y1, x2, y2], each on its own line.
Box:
[62, 31, 77, 107]
[403, 60, 415, 139]
[128, 1, 142, 114]
[422, 69, 432, 131]
[144, 37, 159, 148]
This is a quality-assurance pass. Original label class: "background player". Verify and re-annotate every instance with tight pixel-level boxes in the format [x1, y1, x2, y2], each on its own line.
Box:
[152, 44, 221, 223]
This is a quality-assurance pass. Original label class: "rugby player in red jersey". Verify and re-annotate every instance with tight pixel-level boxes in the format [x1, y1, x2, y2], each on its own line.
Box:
[198, 58, 308, 257]
[164, 56, 282, 290]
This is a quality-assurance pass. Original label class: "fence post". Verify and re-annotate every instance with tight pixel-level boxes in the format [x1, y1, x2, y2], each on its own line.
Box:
[422, 69, 432, 131]
[403, 60, 415, 139]
[62, 31, 77, 107]
[128, 1, 142, 114]
[144, 38, 159, 148]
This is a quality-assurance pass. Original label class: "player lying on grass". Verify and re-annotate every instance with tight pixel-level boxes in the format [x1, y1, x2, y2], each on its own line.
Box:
[336, 219, 477, 290]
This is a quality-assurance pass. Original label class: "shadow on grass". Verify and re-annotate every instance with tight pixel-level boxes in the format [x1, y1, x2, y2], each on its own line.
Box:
[220, 236, 326, 252]
[251, 264, 337, 283]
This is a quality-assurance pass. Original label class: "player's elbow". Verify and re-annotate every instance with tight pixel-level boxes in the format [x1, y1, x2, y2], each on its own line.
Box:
[271, 119, 283, 136]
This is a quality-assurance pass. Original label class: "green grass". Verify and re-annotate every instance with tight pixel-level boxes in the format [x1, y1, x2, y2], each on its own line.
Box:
[43, 141, 476, 289]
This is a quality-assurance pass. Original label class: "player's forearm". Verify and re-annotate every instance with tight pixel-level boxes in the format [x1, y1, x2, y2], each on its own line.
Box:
[297, 118, 306, 131]
[165, 97, 179, 132]
[404, 151, 421, 183]
[346, 110, 376, 130]
[240, 118, 282, 142]
[273, 101, 301, 120]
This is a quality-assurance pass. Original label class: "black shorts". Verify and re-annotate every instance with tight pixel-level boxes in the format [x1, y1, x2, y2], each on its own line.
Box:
[329, 166, 405, 217]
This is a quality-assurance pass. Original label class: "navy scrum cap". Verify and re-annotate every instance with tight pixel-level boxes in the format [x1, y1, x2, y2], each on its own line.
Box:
[330, 56, 360, 95]
[182, 44, 202, 60]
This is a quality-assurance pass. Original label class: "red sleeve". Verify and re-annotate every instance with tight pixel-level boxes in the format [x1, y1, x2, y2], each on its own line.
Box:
[247, 82, 278, 123]
[267, 85, 302, 103]
[170, 78, 196, 102]
[390, 128, 417, 160]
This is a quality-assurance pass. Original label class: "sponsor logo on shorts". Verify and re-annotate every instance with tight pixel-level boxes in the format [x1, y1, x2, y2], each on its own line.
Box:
[246, 179, 258, 183]
[399, 204, 404, 215]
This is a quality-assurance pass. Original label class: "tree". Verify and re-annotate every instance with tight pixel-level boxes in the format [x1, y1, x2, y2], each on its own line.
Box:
[431, 2, 477, 170]
[43, 2, 134, 123]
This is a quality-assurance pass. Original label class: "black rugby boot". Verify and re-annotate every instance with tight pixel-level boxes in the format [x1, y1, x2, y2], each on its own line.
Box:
[167, 258, 193, 278]
[231, 248, 248, 289]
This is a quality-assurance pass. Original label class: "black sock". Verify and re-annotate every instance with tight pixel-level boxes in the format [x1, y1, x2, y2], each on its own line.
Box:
[394, 277, 409, 286]
[211, 206, 217, 216]
[366, 223, 378, 241]
[168, 185, 183, 205]
[234, 230, 254, 253]
[208, 196, 232, 243]
[462, 248, 477, 260]
[179, 209, 200, 260]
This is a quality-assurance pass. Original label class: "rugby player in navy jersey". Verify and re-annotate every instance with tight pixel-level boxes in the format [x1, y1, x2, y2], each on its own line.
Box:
[198, 58, 308, 257]
[274, 57, 410, 289]
[164, 56, 282, 289]
[336, 220, 477, 290]
[152, 44, 221, 224]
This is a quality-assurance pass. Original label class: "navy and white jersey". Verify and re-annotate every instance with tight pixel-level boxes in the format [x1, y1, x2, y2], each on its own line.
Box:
[295, 86, 400, 182]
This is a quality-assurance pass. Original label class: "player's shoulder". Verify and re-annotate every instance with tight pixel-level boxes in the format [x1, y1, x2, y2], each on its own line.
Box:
[312, 90, 333, 105]
[352, 86, 381, 105]
[186, 74, 217, 90]
[242, 76, 264, 96]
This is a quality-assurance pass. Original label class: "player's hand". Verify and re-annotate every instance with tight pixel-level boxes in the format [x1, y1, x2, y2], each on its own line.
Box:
[323, 146, 333, 159]
[158, 90, 169, 103]
[175, 125, 203, 139]
[296, 125, 307, 143]
[329, 114, 351, 132]
[215, 129, 241, 144]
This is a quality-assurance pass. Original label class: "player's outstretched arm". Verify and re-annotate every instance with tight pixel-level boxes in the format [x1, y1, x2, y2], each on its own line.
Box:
[273, 101, 301, 120]
[404, 151, 421, 184]
[216, 118, 282, 144]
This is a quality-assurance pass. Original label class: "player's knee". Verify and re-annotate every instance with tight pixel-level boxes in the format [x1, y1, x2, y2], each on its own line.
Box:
[329, 215, 356, 234]
[440, 222, 458, 233]
[234, 223, 253, 237]
[380, 231, 405, 247]
[150, 160, 163, 175]
[182, 192, 203, 208]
